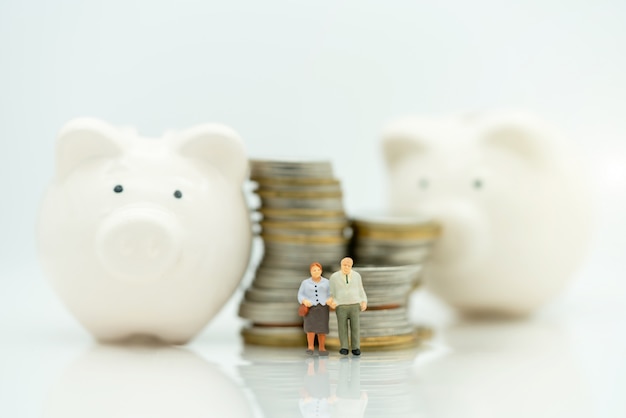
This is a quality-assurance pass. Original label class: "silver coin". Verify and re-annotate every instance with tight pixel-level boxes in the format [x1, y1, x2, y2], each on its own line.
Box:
[365, 294, 412, 307]
[330, 315, 410, 326]
[250, 159, 334, 179]
[252, 268, 313, 280]
[238, 301, 302, 324]
[256, 182, 342, 194]
[261, 246, 346, 257]
[261, 233, 349, 245]
[254, 266, 312, 278]
[330, 307, 408, 319]
[259, 196, 344, 210]
[241, 325, 305, 337]
[329, 315, 411, 327]
[350, 211, 437, 228]
[360, 272, 421, 284]
[252, 277, 307, 290]
[261, 251, 347, 265]
[354, 240, 438, 253]
[365, 288, 414, 298]
[244, 287, 300, 303]
[257, 259, 342, 272]
[353, 246, 436, 266]
[251, 166, 333, 178]
[261, 229, 348, 239]
[328, 326, 416, 338]
[352, 265, 423, 286]
[260, 220, 349, 238]
[253, 267, 332, 281]
[259, 207, 347, 222]
[256, 188, 343, 199]
[263, 241, 348, 252]
[262, 247, 347, 258]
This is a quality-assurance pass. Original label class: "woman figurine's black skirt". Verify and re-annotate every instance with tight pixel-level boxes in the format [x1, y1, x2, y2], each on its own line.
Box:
[303, 304, 330, 334]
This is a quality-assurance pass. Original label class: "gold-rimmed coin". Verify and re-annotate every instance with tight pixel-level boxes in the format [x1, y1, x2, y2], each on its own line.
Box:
[257, 189, 344, 199]
[260, 219, 349, 230]
[261, 234, 349, 245]
[241, 326, 306, 347]
[324, 329, 425, 350]
[260, 207, 346, 219]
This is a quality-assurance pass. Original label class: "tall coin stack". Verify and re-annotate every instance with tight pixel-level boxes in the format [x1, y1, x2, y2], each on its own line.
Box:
[326, 214, 440, 350]
[239, 159, 349, 347]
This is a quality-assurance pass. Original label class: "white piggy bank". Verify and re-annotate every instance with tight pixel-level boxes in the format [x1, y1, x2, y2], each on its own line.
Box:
[382, 111, 591, 315]
[38, 118, 252, 343]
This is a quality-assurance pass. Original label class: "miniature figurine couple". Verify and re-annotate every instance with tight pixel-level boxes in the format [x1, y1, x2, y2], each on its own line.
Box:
[297, 257, 368, 356]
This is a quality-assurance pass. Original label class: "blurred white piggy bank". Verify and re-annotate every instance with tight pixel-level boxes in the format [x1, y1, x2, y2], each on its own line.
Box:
[382, 111, 591, 315]
[38, 118, 252, 343]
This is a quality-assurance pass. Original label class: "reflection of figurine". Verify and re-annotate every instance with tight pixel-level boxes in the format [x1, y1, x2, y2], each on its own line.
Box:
[297, 262, 332, 356]
[330, 358, 368, 418]
[299, 358, 331, 418]
[329, 257, 367, 356]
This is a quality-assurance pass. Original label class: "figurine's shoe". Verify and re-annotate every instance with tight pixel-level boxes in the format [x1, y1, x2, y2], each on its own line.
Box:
[319, 350, 329, 356]
[351, 349, 361, 356]
[305, 349, 314, 356]
[339, 348, 349, 355]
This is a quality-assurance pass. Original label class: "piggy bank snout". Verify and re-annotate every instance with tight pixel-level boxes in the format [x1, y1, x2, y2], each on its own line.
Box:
[423, 200, 490, 265]
[96, 206, 182, 283]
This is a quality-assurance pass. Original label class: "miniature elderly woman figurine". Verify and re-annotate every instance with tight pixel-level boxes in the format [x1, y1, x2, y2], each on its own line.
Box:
[297, 262, 333, 356]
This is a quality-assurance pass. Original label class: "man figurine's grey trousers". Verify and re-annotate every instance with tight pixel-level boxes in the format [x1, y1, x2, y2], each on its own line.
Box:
[335, 303, 361, 350]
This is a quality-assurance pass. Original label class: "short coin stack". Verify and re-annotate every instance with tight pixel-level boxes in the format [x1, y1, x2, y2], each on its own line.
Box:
[239, 159, 349, 346]
[326, 214, 440, 350]
[350, 214, 440, 268]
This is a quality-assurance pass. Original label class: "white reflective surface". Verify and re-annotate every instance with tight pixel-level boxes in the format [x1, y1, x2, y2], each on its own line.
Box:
[2, 280, 624, 418]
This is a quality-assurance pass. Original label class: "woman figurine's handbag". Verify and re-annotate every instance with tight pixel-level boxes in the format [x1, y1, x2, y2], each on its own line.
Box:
[298, 303, 309, 317]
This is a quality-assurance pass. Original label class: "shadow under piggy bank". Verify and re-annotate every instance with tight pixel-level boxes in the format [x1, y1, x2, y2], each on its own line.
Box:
[44, 344, 254, 418]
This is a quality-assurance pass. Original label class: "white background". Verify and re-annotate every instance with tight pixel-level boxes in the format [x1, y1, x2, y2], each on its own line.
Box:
[1, 1, 626, 417]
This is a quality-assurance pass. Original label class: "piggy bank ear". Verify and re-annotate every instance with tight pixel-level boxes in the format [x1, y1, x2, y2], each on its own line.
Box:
[480, 113, 552, 166]
[175, 124, 248, 184]
[56, 118, 124, 180]
[381, 118, 429, 168]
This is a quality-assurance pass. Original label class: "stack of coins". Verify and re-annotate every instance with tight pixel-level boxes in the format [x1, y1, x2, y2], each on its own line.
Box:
[325, 214, 440, 350]
[239, 159, 350, 346]
[325, 265, 427, 350]
[350, 214, 440, 267]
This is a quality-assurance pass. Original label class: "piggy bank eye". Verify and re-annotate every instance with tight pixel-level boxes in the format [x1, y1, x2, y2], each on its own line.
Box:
[173, 190, 183, 199]
[418, 178, 429, 190]
[113, 185, 124, 193]
[473, 179, 483, 189]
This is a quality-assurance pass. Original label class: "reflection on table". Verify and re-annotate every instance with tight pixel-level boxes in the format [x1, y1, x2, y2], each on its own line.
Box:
[44, 342, 254, 418]
[239, 345, 421, 418]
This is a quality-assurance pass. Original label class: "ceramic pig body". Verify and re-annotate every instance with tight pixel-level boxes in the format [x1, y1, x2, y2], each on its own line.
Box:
[382, 111, 591, 315]
[38, 118, 252, 343]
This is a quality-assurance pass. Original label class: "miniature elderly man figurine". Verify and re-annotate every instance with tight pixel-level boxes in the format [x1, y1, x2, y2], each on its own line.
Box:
[329, 257, 367, 356]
